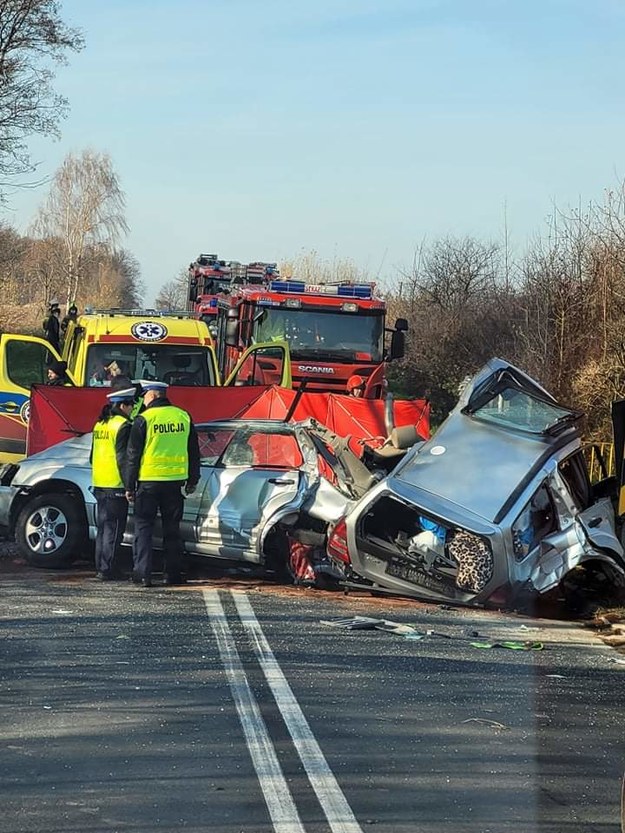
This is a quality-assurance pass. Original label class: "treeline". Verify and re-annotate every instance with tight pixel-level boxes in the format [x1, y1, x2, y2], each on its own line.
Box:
[386, 185, 625, 440]
[0, 149, 142, 334]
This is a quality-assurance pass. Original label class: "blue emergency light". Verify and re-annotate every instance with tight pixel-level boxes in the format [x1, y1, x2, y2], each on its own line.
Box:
[268, 280, 373, 299]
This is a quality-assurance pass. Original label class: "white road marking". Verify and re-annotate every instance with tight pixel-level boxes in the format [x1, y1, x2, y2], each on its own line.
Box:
[233, 591, 364, 833]
[203, 590, 306, 833]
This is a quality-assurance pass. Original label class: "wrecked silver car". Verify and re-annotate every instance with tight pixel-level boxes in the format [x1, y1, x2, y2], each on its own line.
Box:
[327, 359, 625, 610]
[0, 419, 376, 582]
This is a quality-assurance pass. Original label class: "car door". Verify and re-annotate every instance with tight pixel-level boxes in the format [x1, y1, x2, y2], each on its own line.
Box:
[123, 483, 205, 550]
[223, 341, 291, 388]
[195, 466, 301, 562]
[193, 426, 302, 562]
[0, 335, 73, 462]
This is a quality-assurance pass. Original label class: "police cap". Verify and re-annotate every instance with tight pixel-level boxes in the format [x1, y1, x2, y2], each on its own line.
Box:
[137, 380, 169, 393]
[106, 387, 137, 404]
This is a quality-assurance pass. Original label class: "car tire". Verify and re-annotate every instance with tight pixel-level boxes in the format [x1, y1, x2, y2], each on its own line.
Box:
[16, 493, 87, 569]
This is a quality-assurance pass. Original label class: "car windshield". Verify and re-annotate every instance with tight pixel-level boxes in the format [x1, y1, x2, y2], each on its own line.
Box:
[197, 424, 304, 468]
[470, 387, 576, 435]
[86, 344, 215, 386]
[254, 308, 384, 361]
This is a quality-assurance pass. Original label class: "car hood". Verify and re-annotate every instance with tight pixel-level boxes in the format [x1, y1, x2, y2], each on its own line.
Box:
[391, 359, 582, 524]
[19, 433, 91, 471]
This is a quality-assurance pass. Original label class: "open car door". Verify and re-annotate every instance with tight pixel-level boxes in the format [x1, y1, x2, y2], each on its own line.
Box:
[224, 341, 291, 388]
[0, 334, 75, 462]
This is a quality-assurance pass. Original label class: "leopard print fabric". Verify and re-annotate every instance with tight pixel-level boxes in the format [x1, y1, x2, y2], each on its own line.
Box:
[447, 529, 493, 593]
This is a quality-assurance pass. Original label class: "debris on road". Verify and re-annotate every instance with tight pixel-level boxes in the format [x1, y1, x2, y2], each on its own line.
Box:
[461, 718, 510, 731]
[320, 616, 546, 648]
[470, 640, 544, 651]
[320, 616, 423, 637]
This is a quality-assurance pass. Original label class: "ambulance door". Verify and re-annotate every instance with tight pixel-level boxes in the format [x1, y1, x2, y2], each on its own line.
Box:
[0, 335, 67, 461]
[223, 341, 292, 388]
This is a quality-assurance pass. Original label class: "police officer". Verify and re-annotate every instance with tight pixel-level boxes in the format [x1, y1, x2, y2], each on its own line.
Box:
[124, 381, 200, 587]
[91, 387, 136, 580]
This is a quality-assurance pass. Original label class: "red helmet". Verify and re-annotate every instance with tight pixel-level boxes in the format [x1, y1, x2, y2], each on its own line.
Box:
[347, 374, 365, 393]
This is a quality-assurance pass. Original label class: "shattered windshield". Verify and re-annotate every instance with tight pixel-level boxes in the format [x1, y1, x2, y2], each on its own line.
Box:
[86, 344, 215, 386]
[470, 387, 576, 435]
[254, 308, 384, 361]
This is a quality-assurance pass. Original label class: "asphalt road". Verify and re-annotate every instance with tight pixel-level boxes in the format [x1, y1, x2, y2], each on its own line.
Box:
[1, 557, 623, 833]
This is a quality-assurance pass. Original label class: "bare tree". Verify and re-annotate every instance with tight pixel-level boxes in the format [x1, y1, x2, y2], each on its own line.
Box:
[155, 269, 188, 310]
[0, 0, 84, 183]
[388, 236, 518, 417]
[34, 149, 129, 304]
[280, 250, 369, 285]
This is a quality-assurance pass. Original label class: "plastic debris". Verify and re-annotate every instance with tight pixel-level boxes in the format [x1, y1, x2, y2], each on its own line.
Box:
[320, 616, 423, 637]
[461, 718, 509, 730]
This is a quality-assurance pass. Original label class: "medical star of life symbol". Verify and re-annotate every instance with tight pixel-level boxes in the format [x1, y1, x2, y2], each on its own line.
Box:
[131, 321, 168, 341]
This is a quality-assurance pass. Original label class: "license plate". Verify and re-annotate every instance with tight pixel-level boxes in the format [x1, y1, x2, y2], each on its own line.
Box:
[385, 559, 454, 596]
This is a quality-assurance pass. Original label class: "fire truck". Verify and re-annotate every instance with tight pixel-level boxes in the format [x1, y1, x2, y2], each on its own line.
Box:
[215, 279, 407, 397]
[187, 254, 279, 329]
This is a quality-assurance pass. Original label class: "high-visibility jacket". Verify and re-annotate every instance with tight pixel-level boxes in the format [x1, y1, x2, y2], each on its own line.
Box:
[92, 414, 127, 488]
[138, 405, 191, 481]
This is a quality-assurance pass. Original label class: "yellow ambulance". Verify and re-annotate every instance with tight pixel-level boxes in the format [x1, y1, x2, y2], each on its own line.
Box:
[0, 309, 290, 462]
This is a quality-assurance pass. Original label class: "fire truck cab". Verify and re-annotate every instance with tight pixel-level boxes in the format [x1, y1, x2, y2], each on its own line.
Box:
[215, 279, 407, 397]
[188, 254, 279, 332]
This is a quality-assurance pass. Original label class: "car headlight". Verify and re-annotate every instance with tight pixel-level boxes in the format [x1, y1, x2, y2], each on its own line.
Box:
[0, 463, 19, 487]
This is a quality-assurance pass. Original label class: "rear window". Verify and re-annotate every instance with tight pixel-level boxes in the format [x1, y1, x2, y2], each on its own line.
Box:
[197, 426, 303, 468]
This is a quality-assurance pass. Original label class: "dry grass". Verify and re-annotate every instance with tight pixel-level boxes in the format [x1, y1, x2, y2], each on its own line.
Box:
[0, 303, 44, 335]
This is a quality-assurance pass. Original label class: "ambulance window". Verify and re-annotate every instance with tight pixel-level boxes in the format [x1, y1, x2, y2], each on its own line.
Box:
[5, 340, 49, 388]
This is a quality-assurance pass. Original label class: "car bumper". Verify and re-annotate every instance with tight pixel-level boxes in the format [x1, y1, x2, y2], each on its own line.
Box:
[0, 484, 17, 530]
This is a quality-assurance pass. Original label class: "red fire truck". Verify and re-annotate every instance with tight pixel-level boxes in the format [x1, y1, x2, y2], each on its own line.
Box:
[215, 279, 407, 397]
[187, 254, 279, 329]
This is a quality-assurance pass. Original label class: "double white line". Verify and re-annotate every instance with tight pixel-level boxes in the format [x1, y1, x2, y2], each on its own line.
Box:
[203, 589, 363, 833]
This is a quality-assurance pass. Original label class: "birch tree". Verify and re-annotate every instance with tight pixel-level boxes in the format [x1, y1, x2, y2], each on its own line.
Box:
[34, 149, 129, 303]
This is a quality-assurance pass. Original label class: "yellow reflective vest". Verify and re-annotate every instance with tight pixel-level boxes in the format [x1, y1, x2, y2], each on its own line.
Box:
[138, 405, 191, 481]
[92, 414, 128, 488]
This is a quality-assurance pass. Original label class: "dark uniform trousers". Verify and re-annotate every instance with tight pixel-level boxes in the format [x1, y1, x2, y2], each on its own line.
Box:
[94, 488, 129, 575]
[133, 481, 185, 580]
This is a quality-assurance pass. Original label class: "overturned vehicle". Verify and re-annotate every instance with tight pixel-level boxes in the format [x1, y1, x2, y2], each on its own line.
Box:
[327, 359, 625, 611]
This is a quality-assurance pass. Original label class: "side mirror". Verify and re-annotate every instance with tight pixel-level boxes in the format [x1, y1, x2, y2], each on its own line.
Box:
[225, 319, 239, 348]
[389, 330, 405, 361]
[394, 317, 408, 332]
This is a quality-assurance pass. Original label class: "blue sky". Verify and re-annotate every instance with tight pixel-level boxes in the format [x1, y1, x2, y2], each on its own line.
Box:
[4, 0, 625, 301]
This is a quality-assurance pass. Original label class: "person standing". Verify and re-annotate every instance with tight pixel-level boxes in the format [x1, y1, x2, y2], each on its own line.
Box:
[123, 381, 200, 587]
[91, 387, 136, 580]
[43, 301, 61, 353]
[61, 302, 79, 336]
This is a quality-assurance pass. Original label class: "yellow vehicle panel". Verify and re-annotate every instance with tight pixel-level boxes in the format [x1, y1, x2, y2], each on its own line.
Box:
[0, 334, 69, 462]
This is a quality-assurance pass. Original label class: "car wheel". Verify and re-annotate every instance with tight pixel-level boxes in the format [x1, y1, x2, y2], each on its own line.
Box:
[16, 493, 86, 568]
